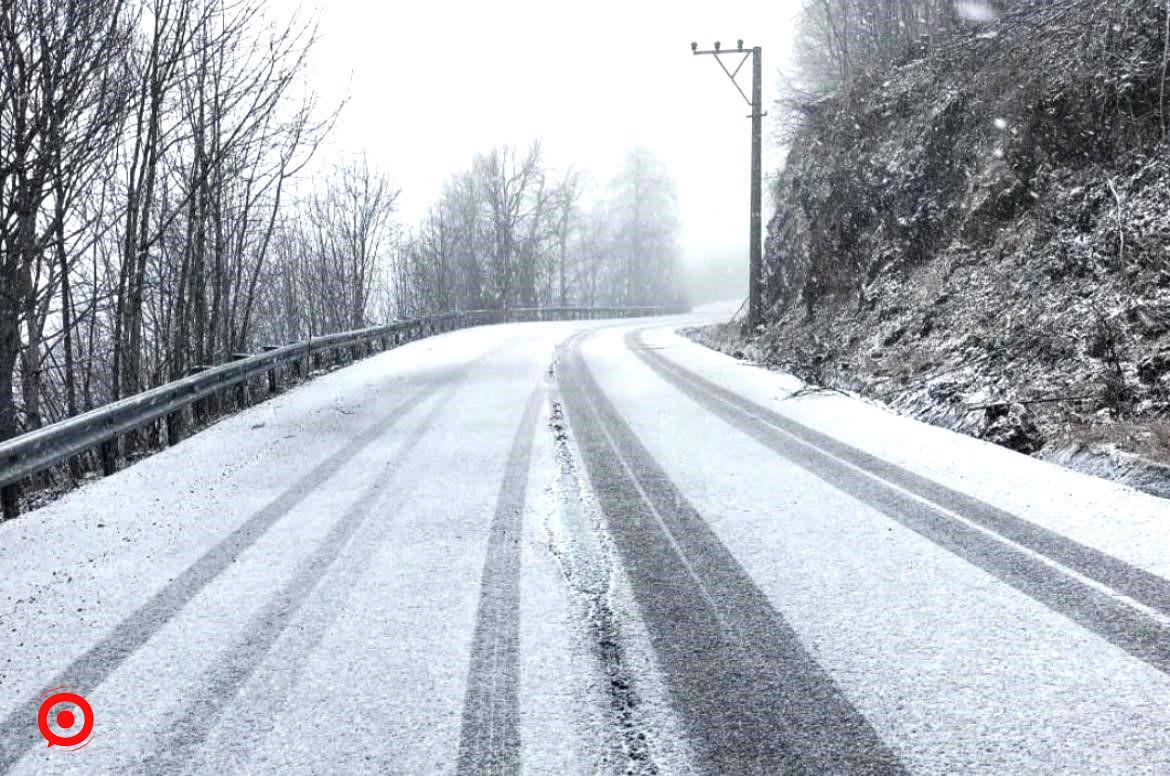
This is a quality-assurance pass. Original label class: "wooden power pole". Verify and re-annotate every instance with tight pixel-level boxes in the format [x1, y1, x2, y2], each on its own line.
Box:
[692, 40, 764, 329]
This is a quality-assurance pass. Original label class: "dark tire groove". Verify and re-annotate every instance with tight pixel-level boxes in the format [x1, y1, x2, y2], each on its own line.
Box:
[455, 385, 544, 776]
[559, 332, 905, 775]
[547, 395, 659, 775]
[629, 328, 1170, 677]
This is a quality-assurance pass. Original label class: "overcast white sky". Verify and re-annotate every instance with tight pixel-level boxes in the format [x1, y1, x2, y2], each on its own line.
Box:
[276, 0, 803, 272]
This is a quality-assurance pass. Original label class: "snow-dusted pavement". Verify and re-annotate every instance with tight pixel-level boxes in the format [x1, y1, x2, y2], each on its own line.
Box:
[4, 310, 1170, 774]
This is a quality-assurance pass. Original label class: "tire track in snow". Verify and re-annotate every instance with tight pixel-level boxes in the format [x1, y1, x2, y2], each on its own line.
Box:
[545, 353, 669, 775]
[629, 327, 1170, 678]
[455, 385, 543, 776]
[558, 332, 905, 775]
[129, 381, 461, 774]
[0, 334, 532, 773]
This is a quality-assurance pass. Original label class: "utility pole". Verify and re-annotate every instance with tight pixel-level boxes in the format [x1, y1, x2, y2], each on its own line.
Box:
[691, 40, 764, 330]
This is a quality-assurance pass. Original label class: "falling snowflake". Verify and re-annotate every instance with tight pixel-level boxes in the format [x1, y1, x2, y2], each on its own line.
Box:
[955, 1, 998, 23]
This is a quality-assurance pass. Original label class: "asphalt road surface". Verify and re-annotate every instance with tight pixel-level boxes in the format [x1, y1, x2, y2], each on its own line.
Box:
[4, 310, 1170, 774]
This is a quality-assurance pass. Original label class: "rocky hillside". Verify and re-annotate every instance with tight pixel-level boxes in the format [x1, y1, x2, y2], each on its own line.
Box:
[730, 1, 1170, 495]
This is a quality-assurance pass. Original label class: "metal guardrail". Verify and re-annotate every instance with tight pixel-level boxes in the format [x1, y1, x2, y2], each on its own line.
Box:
[0, 305, 684, 514]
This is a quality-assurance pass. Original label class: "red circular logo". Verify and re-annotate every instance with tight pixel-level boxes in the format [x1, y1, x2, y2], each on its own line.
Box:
[36, 688, 94, 750]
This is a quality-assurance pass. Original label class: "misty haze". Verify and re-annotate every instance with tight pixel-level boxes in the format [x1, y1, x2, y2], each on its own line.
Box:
[3, 1, 1170, 774]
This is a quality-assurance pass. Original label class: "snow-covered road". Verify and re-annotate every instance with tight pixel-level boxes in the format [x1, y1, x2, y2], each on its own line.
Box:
[3, 311, 1170, 774]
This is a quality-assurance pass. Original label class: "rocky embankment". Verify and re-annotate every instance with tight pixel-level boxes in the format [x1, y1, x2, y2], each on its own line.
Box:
[713, 1, 1170, 496]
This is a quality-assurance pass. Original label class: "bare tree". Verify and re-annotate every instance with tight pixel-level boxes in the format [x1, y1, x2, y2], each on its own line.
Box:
[393, 143, 681, 316]
[474, 142, 544, 310]
[112, 0, 323, 398]
[0, 0, 137, 516]
[283, 158, 400, 334]
[549, 168, 583, 307]
[0, 0, 335, 518]
[789, 0, 1009, 95]
[606, 146, 681, 306]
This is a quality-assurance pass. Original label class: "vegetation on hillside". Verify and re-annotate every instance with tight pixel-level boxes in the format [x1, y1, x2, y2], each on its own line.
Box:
[737, 0, 1170, 492]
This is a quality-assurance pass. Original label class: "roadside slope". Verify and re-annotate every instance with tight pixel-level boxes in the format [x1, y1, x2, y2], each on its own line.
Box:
[745, 0, 1170, 495]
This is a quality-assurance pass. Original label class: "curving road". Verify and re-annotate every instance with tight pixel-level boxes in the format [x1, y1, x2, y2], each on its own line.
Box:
[3, 310, 1170, 774]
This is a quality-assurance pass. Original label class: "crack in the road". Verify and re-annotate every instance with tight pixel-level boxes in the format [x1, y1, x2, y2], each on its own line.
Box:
[543, 395, 659, 776]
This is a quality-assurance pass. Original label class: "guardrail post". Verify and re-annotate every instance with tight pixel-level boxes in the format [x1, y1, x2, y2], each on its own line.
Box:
[230, 354, 251, 408]
[187, 365, 210, 424]
[261, 346, 280, 395]
[166, 405, 185, 445]
[1, 483, 20, 520]
[99, 437, 117, 476]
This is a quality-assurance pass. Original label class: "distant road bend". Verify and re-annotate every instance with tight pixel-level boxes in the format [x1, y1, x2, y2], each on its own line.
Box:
[4, 307, 1170, 774]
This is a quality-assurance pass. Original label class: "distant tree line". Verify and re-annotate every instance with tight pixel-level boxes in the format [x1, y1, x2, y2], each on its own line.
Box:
[393, 144, 682, 317]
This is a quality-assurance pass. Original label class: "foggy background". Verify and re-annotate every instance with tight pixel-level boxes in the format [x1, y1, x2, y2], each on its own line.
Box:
[274, 0, 802, 304]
